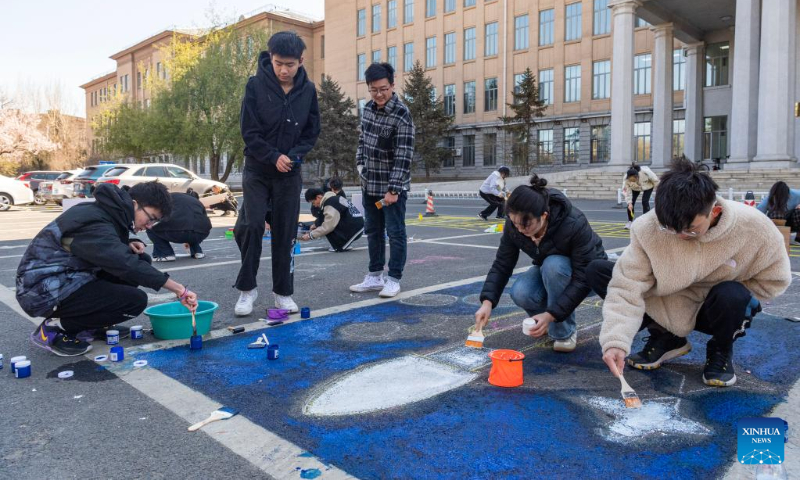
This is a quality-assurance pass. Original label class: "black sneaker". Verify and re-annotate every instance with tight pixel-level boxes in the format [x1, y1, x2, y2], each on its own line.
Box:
[703, 339, 737, 387]
[477, 213, 488, 221]
[628, 329, 692, 370]
[30, 321, 92, 357]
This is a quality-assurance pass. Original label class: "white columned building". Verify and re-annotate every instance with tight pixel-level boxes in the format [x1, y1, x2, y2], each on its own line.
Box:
[682, 43, 704, 163]
[650, 23, 674, 169]
[608, 0, 639, 166]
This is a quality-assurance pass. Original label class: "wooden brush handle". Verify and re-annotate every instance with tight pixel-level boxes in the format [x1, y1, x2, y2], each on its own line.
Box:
[188, 416, 215, 432]
[191, 310, 197, 334]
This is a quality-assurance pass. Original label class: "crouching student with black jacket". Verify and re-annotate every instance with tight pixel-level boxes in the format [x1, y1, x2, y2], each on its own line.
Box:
[16, 182, 198, 357]
[147, 192, 212, 261]
[474, 175, 607, 352]
[301, 188, 364, 252]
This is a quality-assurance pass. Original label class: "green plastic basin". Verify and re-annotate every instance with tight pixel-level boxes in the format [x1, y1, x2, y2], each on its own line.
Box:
[143, 301, 218, 340]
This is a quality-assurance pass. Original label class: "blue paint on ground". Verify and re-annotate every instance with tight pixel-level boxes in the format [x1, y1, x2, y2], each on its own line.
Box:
[300, 468, 322, 479]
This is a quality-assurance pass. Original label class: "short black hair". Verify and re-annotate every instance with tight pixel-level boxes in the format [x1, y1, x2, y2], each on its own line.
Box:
[328, 177, 343, 191]
[365, 62, 395, 85]
[626, 168, 639, 179]
[498, 166, 510, 176]
[305, 187, 324, 202]
[129, 181, 172, 219]
[655, 157, 719, 232]
[505, 174, 550, 228]
[268, 31, 306, 59]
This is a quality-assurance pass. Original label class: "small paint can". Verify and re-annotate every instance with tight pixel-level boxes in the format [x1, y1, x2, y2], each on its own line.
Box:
[14, 360, 31, 378]
[522, 318, 537, 336]
[301, 307, 311, 319]
[130, 325, 143, 340]
[10, 356, 27, 375]
[106, 329, 120, 345]
[267, 344, 280, 360]
[110, 346, 124, 362]
[0, 353, 3, 370]
[190, 335, 203, 350]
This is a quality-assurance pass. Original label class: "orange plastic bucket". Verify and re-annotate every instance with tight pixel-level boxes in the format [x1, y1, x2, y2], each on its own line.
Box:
[488, 349, 525, 387]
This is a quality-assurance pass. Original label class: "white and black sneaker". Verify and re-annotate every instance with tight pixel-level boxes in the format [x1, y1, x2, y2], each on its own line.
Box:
[350, 274, 385, 293]
[628, 330, 692, 370]
[703, 339, 737, 387]
[234, 289, 258, 316]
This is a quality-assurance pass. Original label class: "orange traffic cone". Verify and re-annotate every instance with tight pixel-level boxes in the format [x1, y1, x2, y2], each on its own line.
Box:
[425, 190, 437, 217]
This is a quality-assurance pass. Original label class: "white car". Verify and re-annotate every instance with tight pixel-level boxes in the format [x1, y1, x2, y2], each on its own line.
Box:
[37, 170, 83, 205]
[96, 164, 227, 194]
[0, 174, 35, 210]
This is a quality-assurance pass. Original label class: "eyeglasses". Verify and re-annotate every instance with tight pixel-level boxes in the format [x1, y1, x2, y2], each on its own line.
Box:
[139, 207, 161, 227]
[658, 225, 699, 237]
[368, 87, 392, 96]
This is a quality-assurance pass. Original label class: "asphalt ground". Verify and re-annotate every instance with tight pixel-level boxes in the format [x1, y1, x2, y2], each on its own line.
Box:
[0, 197, 798, 479]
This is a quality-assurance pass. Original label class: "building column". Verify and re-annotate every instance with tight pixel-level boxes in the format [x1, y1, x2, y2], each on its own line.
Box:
[727, 0, 761, 168]
[608, 0, 640, 165]
[650, 23, 674, 169]
[683, 43, 704, 162]
[754, 0, 798, 166]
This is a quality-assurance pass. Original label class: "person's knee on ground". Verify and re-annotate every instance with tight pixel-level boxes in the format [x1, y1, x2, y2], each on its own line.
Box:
[59, 287, 148, 335]
[585, 259, 612, 299]
[510, 271, 546, 313]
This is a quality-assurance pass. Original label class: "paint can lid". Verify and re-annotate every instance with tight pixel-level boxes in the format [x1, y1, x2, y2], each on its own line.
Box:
[94, 355, 108, 362]
[10, 356, 27, 362]
[0, 353, 3, 360]
[58, 370, 74, 379]
[130, 325, 143, 331]
[133, 360, 148, 368]
[106, 330, 119, 335]
[522, 318, 537, 326]
[15, 360, 31, 368]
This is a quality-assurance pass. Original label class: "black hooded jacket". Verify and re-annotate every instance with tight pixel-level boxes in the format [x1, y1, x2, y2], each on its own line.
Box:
[149, 193, 211, 236]
[240, 51, 321, 177]
[479, 189, 607, 322]
[16, 184, 169, 318]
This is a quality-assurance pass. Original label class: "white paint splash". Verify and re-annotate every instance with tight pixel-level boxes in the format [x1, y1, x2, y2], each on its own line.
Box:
[429, 346, 492, 370]
[586, 396, 711, 443]
[304, 356, 477, 416]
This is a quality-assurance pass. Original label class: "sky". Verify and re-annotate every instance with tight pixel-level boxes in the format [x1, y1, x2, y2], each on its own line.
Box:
[0, 0, 325, 118]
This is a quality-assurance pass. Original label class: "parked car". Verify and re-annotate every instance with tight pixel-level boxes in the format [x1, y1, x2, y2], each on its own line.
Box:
[36, 169, 83, 205]
[17, 171, 63, 204]
[72, 164, 119, 198]
[96, 164, 227, 194]
[0, 175, 35, 210]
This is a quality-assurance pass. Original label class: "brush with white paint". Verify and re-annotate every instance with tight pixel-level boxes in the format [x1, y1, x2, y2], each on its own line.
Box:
[465, 329, 484, 349]
[612, 364, 642, 408]
[187, 406, 240, 431]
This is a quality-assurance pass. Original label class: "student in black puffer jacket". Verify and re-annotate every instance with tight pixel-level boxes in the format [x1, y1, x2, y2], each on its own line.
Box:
[474, 175, 607, 352]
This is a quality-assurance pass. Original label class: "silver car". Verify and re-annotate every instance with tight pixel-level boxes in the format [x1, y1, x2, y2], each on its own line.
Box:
[96, 164, 228, 194]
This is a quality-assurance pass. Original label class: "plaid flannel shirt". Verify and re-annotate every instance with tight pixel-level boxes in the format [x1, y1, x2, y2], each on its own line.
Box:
[356, 94, 415, 197]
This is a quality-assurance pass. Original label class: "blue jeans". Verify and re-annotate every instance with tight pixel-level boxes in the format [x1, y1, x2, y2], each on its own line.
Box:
[362, 191, 407, 281]
[510, 255, 576, 340]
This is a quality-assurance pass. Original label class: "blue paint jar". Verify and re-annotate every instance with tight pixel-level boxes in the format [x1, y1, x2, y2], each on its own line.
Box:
[110, 346, 124, 362]
[301, 307, 310, 319]
[130, 325, 143, 340]
[10, 356, 27, 375]
[190, 335, 203, 350]
[14, 360, 31, 378]
[106, 330, 120, 345]
[267, 344, 279, 360]
[0, 353, 3, 370]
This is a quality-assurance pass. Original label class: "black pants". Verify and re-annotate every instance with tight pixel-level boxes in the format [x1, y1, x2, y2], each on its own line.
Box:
[146, 230, 208, 257]
[786, 209, 800, 237]
[234, 169, 301, 295]
[479, 191, 505, 218]
[586, 259, 757, 346]
[55, 256, 151, 335]
[627, 188, 653, 221]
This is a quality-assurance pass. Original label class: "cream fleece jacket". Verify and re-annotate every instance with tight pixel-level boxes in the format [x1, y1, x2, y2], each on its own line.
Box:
[622, 166, 659, 204]
[600, 198, 792, 355]
[309, 191, 340, 239]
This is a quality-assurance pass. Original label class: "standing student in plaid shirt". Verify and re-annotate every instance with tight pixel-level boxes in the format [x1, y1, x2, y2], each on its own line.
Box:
[350, 63, 415, 298]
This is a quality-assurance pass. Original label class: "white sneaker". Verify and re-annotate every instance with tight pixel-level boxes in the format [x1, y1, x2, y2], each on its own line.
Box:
[350, 274, 385, 293]
[234, 289, 258, 316]
[379, 277, 401, 298]
[274, 294, 299, 313]
[553, 332, 577, 352]
[193, 252, 205, 259]
[153, 255, 176, 262]
[624, 221, 632, 230]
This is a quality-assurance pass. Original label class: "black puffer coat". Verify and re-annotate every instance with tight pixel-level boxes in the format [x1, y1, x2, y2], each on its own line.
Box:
[479, 189, 607, 321]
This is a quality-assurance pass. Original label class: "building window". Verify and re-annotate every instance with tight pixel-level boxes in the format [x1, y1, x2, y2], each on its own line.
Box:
[564, 127, 580, 164]
[565, 65, 581, 103]
[673, 119, 685, 157]
[634, 121, 652, 162]
[464, 81, 476, 114]
[705, 42, 729, 87]
[539, 9, 554, 46]
[634, 53, 652, 95]
[512, 132, 527, 166]
[387, 46, 397, 69]
[372, 4, 382, 33]
[593, 0, 610, 35]
[444, 137, 456, 167]
[515, 15, 529, 50]
[137, 72, 142, 90]
[357, 54, 366, 81]
[674, 48, 686, 91]
[445, 0, 455, 13]
[404, 0, 414, 23]
[321, 36, 325, 58]
[444, 32, 456, 64]
[464, 27, 476, 61]
[635, 17, 650, 28]
[388, 0, 397, 28]
[358, 99, 367, 117]
[483, 133, 497, 166]
[485, 22, 498, 56]
[484, 78, 498, 111]
[358, 9, 367, 36]
[703, 116, 727, 160]
[156, 62, 161, 79]
[431, 87, 437, 101]
[591, 125, 610, 163]
[514, 73, 524, 94]
[592, 60, 611, 99]
[404, 42, 414, 71]
[373, 50, 381, 64]
[426, 37, 437, 68]
[444, 84, 456, 115]
[538, 129, 554, 165]
[565, 3, 582, 41]
[539, 69, 554, 105]
[463, 135, 476, 166]
[426, 0, 436, 17]
[465, 0, 476, 6]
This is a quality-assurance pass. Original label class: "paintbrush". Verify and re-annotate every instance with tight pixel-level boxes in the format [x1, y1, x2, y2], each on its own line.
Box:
[187, 406, 239, 432]
[465, 328, 485, 348]
[191, 310, 197, 337]
[613, 364, 642, 408]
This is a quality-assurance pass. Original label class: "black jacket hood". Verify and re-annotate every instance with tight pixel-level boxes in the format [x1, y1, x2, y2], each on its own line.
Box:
[544, 189, 571, 233]
[256, 51, 309, 96]
[93, 183, 135, 233]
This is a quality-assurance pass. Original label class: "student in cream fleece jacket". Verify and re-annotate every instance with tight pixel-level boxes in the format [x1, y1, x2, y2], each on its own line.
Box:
[587, 158, 791, 387]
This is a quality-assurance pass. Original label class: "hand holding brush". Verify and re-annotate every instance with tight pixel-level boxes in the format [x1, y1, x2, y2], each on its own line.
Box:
[605, 348, 642, 408]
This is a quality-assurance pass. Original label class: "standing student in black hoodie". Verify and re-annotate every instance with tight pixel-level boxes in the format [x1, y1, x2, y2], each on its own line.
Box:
[234, 31, 321, 316]
[147, 192, 212, 261]
[16, 182, 198, 357]
[474, 175, 607, 352]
